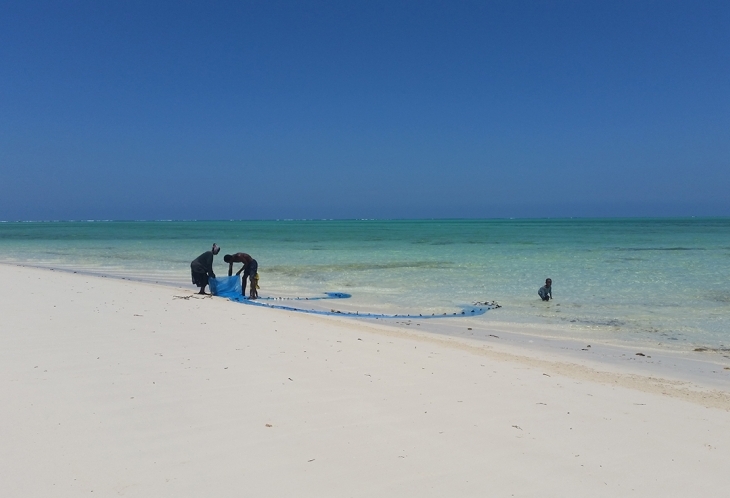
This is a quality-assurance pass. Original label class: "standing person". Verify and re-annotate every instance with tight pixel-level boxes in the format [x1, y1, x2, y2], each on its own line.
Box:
[223, 252, 258, 298]
[249, 271, 259, 300]
[538, 278, 553, 301]
[190, 244, 220, 294]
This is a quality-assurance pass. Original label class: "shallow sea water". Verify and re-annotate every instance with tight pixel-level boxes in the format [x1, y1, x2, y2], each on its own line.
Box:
[1, 218, 728, 350]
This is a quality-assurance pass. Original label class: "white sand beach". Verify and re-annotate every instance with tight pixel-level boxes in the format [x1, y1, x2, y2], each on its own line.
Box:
[2, 263, 729, 497]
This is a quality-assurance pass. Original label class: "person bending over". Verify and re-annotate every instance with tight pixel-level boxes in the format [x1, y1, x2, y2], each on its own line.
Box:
[223, 252, 258, 298]
[190, 244, 220, 294]
[538, 278, 553, 301]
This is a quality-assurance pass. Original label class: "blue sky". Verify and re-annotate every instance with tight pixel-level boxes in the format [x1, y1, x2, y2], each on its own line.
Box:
[1, 1, 728, 220]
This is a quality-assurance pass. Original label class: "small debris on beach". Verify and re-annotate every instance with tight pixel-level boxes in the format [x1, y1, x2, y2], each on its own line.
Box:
[489, 334, 499, 338]
[543, 373, 551, 377]
[635, 352, 645, 356]
[265, 423, 272, 427]
[511, 425, 522, 430]
[473, 300, 501, 308]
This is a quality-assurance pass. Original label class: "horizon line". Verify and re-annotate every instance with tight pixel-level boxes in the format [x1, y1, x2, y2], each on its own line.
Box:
[1, 215, 728, 223]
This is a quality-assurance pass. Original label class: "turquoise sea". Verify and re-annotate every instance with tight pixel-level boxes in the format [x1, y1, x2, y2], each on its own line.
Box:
[1, 219, 729, 350]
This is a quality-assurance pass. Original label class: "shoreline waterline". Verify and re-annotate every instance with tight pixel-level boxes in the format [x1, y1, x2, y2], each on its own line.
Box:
[5, 261, 730, 392]
[1, 218, 729, 352]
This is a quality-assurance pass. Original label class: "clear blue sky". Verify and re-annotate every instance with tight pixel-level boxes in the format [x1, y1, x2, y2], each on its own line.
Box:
[1, 1, 729, 220]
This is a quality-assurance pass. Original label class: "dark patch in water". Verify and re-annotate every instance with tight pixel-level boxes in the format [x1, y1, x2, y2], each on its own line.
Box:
[267, 261, 454, 275]
[704, 291, 730, 304]
[615, 247, 706, 251]
[693, 346, 730, 353]
[565, 317, 625, 327]
[604, 257, 646, 263]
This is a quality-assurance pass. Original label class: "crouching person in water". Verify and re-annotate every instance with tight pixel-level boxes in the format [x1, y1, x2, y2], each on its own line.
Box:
[538, 278, 553, 301]
[223, 252, 259, 299]
[190, 244, 220, 294]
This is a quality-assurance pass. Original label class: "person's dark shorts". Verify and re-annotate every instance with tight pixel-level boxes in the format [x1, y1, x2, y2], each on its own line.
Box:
[243, 259, 258, 279]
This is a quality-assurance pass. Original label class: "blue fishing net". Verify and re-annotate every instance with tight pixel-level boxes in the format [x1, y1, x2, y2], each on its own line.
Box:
[208, 275, 242, 298]
[208, 275, 495, 319]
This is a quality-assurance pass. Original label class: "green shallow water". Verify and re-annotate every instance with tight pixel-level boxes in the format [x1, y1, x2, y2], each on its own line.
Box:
[1, 218, 729, 349]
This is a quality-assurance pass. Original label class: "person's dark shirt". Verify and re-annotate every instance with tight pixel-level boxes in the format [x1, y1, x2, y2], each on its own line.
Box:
[191, 251, 215, 277]
[538, 285, 552, 300]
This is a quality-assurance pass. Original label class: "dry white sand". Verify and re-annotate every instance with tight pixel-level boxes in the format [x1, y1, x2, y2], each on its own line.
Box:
[1, 264, 729, 497]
